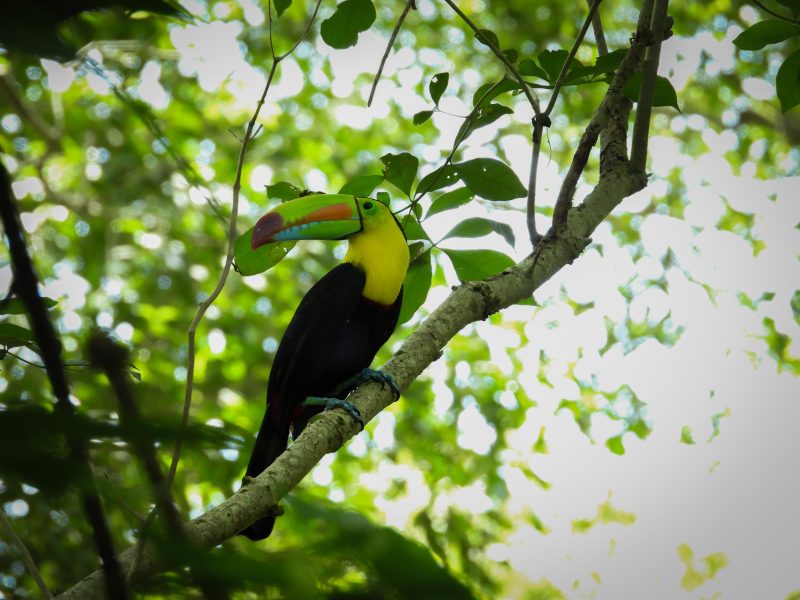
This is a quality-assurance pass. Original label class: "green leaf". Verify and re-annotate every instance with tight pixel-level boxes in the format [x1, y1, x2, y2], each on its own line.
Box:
[320, 0, 376, 49]
[398, 251, 432, 325]
[474, 28, 499, 49]
[0, 323, 36, 348]
[234, 227, 296, 276]
[537, 49, 570, 83]
[472, 78, 523, 107]
[0, 297, 57, 315]
[623, 74, 680, 110]
[456, 103, 513, 143]
[442, 217, 515, 247]
[339, 174, 383, 196]
[775, 0, 800, 13]
[519, 58, 549, 81]
[380, 152, 419, 197]
[777, 49, 800, 112]
[401, 215, 429, 241]
[592, 48, 628, 75]
[413, 110, 434, 125]
[274, 0, 292, 16]
[266, 181, 301, 201]
[443, 248, 515, 281]
[426, 187, 474, 218]
[417, 164, 460, 195]
[429, 72, 449, 105]
[733, 19, 800, 51]
[456, 158, 527, 201]
[503, 48, 519, 63]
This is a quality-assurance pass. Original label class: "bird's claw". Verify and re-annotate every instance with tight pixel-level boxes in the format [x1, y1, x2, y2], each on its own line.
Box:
[324, 398, 364, 428]
[305, 395, 364, 429]
[359, 368, 400, 398]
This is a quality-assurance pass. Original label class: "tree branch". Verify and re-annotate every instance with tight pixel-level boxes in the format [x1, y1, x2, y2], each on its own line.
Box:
[368, 0, 414, 107]
[0, 160, 128, 599]
[630, 0, 670, 172]
[551, 11, 654, 232]
[0, 510, 53, 599]
[442, 0, 541, 113]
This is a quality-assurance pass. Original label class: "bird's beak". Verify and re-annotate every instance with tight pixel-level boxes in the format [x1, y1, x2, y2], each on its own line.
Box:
[251, 194, 363, 249]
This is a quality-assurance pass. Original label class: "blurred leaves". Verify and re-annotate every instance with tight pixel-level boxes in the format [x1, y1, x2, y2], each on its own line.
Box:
[0, 0, 181, 59]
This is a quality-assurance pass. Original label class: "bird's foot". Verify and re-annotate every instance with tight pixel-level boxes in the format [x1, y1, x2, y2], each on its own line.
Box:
[331, 368, 400, 398]
[359, 368, 400, 398]
[305, 396, 364, 428]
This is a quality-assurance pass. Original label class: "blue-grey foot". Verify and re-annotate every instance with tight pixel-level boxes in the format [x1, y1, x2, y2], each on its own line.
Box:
[305, 396, 364, 428]
[332, 368, 401, 398]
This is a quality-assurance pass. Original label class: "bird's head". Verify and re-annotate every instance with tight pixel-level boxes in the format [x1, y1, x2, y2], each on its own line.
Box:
[251, 194, 401, 249]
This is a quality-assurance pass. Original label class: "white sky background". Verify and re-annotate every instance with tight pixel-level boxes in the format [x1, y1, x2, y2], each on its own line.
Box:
[3, 2, 797, 598]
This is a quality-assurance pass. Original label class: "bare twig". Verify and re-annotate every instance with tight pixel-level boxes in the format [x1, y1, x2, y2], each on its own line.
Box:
[0, 161, 128, 599]
[544, 0, 604, 117]
[0, 73, 60, 149]
[527, 0, 603, 247]
[526, 115, 548, 246]
[442, 0, 541, 114]
[368, 0, 414, 106]
[588, 0, 608, 55]
[166, 0, 324, 494]
[411, 79, 505, 207]
[631, 0, 670, 172]
[0, 510, 53, 598]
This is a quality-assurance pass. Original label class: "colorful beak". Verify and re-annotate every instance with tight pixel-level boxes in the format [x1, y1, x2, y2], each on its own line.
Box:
[251, 194, 363, 249]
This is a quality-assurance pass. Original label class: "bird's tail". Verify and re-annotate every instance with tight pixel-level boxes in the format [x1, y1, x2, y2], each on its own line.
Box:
[239, 401, 290, 541]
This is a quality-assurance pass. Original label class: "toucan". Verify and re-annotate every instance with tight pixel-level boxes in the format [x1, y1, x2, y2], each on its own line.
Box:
[240, 193, 409, 540]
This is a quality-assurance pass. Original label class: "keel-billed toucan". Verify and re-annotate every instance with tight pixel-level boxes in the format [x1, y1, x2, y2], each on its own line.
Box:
[240, 194, 409, 540]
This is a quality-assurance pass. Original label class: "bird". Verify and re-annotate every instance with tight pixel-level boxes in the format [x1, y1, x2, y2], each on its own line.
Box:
[240, 193, 409, 541]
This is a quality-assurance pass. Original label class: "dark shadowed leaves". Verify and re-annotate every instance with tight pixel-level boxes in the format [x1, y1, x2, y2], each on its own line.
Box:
[0, 296, 57, 315]
[733, 19, 800, 50]
[777, 49, 800, 112]
[413, 110, 434, 125]
[289, 497, 476, 599]
[274, 0, 292, 17]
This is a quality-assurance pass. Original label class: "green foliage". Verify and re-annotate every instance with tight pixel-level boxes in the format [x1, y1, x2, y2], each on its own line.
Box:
[623, 73, 681, 110]
[429, 72, 449, 105]
[441, 217, 515, 248]
[444, 249, 515, 281]
[398, 250, 432, 326]
[380, 152, 419, 197]
[320, 0, 376, 49]
[733, 19, 800, 50]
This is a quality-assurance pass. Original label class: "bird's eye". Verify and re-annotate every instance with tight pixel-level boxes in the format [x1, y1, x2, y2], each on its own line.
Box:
[363, 201, 374, 210]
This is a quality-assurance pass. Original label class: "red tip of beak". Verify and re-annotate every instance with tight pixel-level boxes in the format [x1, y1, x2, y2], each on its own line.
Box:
[252, 213, 283, 249]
